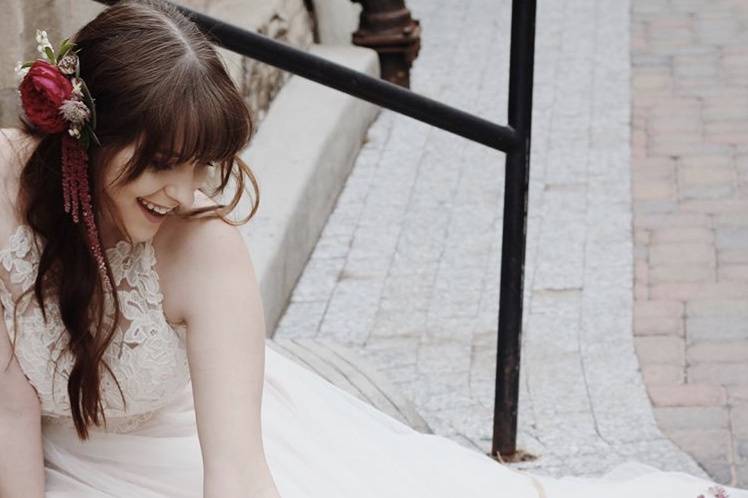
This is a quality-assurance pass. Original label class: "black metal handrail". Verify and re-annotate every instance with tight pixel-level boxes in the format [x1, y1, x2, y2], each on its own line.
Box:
[92, 0, 536, 459]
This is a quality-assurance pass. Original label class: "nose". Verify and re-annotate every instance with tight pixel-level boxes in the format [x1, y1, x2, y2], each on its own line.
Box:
[164, 168, 197, 208]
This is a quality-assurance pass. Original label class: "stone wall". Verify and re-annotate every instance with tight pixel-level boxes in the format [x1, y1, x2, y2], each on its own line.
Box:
[0, 0, 315, 129]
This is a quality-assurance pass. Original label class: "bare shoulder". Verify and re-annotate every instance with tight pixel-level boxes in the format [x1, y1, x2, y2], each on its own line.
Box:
[0, 128, 36, 177]
[154, 190, 254, 325]
[0, 128, 39, 231]
[0, 127, 37, 157]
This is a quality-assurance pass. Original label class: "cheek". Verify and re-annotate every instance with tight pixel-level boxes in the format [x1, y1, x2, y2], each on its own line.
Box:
[106, 175, 160, 216]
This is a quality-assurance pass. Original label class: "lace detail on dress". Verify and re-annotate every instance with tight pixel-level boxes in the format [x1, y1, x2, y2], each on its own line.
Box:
[0, 224, 190, 433]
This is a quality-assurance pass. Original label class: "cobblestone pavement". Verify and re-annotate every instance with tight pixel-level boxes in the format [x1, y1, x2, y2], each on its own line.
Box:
[631, 0, 748, 488]
[275, 0, 707, 479]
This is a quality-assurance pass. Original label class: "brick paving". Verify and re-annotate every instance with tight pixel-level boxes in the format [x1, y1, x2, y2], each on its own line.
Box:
[273, 0, 715, 480]
[631, 0, 748, 488]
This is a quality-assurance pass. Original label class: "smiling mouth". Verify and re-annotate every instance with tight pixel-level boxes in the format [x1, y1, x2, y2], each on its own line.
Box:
[137, 197, 176, 217]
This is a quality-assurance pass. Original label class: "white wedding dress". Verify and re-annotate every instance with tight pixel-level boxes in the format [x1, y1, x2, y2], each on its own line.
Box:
[1, 222, 745, 498]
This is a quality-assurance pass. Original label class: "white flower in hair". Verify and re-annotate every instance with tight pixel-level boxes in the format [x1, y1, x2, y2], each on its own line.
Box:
[35, 29, 49, 45]
[14, 61, 29, 83]
[35, 29, 52, 58]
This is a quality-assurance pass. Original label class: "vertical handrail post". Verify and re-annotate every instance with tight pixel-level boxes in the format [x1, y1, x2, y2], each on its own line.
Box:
[492, 0, 537, 458]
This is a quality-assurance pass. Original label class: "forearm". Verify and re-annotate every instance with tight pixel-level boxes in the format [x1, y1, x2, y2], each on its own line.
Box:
[0, 410, 45, 498]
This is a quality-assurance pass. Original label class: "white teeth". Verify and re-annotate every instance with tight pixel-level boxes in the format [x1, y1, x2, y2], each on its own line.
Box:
[139, 198, 172, 215]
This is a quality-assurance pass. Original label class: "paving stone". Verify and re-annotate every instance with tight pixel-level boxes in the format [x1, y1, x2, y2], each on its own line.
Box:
[666, 429, 733, 461]
[699, 460, 736, 486]
[688, 362, 748, 386]
[737, 463, 748, 489]
[290, 257, 345, 302]
[635, 212, 711, 229]
[650, 227, 714, 244]
[633, 179, 676, 200]
[647, 383, 727, 407]
[727, 385, 748, 405]
[649, 263, 715, 284]
[634, 315, 684, 337]
[732, 405, 748, 439]
[687, 341, 748, 363]
[716, 226, 748, 251]
[718, 264, 748, 282]
[652, 282, 748, 302]
[642, 364, 685, 385]
[274, 300, 327, 339]
[686, 299, 748, 343]
[654, 406, 730, 431]
[649, 242, 715, 266]
[719, 249, 748, 265]
[634, 336, 686, 365]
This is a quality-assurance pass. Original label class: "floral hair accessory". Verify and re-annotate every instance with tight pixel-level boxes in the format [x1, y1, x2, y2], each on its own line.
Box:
[16, 30, 99, 147]
[16, 30, 107, 279]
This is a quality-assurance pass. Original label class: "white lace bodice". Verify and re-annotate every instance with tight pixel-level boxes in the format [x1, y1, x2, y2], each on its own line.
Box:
[0, 224, 190, 433]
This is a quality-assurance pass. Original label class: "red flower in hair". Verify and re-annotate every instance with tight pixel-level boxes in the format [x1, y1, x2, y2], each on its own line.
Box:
[19, 60, 73, 134]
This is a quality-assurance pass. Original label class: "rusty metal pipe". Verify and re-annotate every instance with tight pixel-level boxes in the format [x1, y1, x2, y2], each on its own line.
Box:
[350, 0, 421, 87]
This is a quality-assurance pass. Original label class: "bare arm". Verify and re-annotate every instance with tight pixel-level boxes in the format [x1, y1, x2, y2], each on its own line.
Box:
[168, 218, 280, 498]
[0, 306, 45, 498]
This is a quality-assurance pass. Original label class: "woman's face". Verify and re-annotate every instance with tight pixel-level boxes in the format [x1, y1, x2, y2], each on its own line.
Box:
[101, 143, 210, 244]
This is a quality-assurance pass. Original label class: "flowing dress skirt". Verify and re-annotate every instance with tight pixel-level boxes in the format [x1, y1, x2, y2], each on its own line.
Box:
[42, 345, 748, 498]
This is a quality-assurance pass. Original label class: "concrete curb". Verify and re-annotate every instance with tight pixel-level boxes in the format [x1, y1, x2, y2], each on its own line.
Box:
[231, 44, 381, 336]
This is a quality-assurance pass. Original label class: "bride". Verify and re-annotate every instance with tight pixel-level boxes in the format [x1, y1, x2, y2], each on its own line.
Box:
[0, 1, 744, 497]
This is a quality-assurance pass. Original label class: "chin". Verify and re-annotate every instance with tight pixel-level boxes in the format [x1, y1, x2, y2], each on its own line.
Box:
[126, 223, 159, 244]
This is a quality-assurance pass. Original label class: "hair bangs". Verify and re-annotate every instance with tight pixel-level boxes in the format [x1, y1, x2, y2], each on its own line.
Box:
[118, 67, 253, 185]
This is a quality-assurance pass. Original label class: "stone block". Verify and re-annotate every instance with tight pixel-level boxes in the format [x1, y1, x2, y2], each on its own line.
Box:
[688, 341, 748, 363]
[642, 364, 684, 385]
[635, 300, 684, 318]
[666, 429, 732, 461]
[679, 155, 732, 169]
[649, 263, 715, 284]
[635, 213, 711, 229]
[718, 264, 748, 282]
[719, 249, 748, 265]
[635, 336, 686, 365]
[647, 383, 727, 407]
[650, 227, 713, 244]
[716, 227, 748, 250]
[652, 282, 748, 301]
[633, 69, 673, 91]
[654, 406, 729, 430]
[699, 460, 735, 487]
[677, 165, 736, 200]
[732, 405, 748, 438]
[727, 385, 748, 405]
[649, 242, 715, 266]
[688, 362, 748, 386]
[633, 180, 676, 201]
[681, 199, 748, 215]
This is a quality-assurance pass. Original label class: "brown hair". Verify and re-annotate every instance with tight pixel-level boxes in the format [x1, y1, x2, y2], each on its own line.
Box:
[9, 0, 258, 439]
